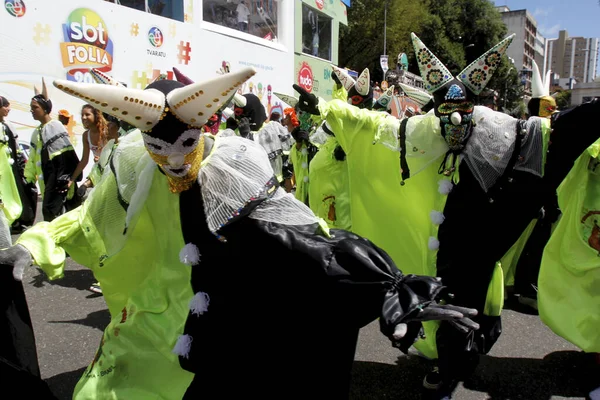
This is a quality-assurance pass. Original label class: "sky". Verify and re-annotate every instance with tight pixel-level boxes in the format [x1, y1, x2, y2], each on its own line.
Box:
[493, 0, 600, 75]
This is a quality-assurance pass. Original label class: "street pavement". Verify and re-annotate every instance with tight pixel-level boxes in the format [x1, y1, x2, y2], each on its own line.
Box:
[12, 229, 599, 400]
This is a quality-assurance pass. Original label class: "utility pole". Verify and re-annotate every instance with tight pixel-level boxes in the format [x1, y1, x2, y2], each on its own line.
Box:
[383, 0, 388, 56]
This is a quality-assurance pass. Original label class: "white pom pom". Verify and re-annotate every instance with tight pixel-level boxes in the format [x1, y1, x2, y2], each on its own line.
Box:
[39, 174, 43, 181]
[13, 263, 25, 282]
[301, 148, 308, 155]
[438, 179, 453, 195]
[179, 243, 200, 265]
[428, 236, 440, 250]
[4, 147, 10, 154]
[303, 175, 309, 183]
[36, 161, 41, 167]
[189, 292, 210, 316]
[430, 210, 445, 225]
[172, 334, 193, 359]
[8, 158, 14, 165]
[301, 162, 308, 169]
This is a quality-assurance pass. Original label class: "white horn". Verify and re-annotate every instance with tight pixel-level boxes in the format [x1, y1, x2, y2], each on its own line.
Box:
[355, 68, 370, 96]
[167, 67, 256, 127]
[41, 78, 49, 100]
[53, 80, 165, 131]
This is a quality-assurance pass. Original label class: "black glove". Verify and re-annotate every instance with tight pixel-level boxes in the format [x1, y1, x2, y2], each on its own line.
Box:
[77, 184, 88, 199]
[0, 244, 33, 281]
[332, 70, 342, 86]
[238, 117, 251, 138]
[380, 274, 479, 352]
[226, 116, 239, 131]
[293, 84, 320, 116]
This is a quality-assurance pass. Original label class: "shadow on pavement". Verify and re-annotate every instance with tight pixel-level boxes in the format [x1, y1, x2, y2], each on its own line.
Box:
[45, 366, 86, 400]
[350, 350, 597, 399]
[463, 350, 599, 399]
[350, 355, 433, 399]
[29, 267, 96, 291]
[48, 309, 110, 332]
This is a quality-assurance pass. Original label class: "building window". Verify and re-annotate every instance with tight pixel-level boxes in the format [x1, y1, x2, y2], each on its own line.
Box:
[107, 0, 184, 21]
[302, 4, 332, 61]
[202, 0, 279, 41]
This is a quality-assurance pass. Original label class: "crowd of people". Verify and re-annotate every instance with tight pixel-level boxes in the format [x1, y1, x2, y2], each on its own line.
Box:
[0, 31, 597, 400]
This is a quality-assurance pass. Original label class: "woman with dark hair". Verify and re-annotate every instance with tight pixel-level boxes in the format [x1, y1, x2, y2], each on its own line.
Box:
[24, 81, 79, 222]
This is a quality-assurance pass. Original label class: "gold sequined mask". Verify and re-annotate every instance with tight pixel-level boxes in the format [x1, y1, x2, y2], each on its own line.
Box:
[539, 96, 557, 118]
[142, 129, 205, 193]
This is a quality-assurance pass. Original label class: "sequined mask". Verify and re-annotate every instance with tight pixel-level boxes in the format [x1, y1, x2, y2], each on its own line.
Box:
[436, 99, 474, 152]
[539, 96, 557, 118]
[143, 129, 205, 193]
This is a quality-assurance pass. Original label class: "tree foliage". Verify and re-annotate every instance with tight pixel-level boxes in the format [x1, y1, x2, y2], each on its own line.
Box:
[339, 0, 521, 107]
[554, 89, 572, 109]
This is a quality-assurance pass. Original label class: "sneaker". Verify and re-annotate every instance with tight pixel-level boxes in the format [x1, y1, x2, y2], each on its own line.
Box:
[89, 282, 103, 294]
[423, 367, 442, 390]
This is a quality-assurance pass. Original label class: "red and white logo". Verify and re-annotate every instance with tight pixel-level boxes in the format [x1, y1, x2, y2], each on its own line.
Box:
[297, 62, 314, 93]
[315, 0, 324, 10]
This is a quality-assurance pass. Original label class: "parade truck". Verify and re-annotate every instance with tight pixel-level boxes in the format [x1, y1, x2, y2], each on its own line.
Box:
[0, 0, 349, 169]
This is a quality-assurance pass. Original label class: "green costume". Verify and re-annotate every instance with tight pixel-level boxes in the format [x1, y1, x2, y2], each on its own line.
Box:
[539, 139, 600, 352]
[0, 123, 22, 227]
[308, 134, 351, 230]
[18, 132, 195, 399]
[290, 142, 310, 204]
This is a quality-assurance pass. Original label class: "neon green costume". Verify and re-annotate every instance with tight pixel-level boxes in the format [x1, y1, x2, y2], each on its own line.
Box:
[538, 139, 600, 352]
[308, 135, 351, 230]
[290, 142, 310, 204]
[318, 99, 551, 358]
[17, 132, 195, 399]
[0, 123, 22, 226]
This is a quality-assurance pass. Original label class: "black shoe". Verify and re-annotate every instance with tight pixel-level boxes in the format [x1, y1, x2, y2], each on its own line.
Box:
[423, 367, 442, 390]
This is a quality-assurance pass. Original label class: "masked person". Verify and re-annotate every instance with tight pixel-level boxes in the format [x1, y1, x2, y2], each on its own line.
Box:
[0, 96, 37, 232]
[294, 32, 600, 398]
[0, 97, 57, 398]
[287, 117, 317, 205]
[24, 79, 79, 222]
[0, 67, 480, 400]
[502, 60, 559, 310]
[306, 66, 356, 231]
[233, 92, 287, 182]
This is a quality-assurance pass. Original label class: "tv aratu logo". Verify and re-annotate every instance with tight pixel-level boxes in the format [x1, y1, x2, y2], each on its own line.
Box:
[148, 27, 164, 48]
[298, 62, 314, 93]
[315, 0, 324, 10]
[4, 0, 26, 17]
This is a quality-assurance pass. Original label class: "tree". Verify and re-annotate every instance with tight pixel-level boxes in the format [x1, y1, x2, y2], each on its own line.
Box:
[554, 89, 572, 109]
[339, 0, 429, 82]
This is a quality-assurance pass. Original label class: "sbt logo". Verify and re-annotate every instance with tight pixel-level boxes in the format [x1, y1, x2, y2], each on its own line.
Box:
[61, 8, 113, 81]
[63, 9, 110, 66]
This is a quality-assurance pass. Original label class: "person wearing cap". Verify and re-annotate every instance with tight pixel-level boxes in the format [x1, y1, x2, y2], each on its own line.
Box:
[0, 68, 479, 399]
[24, 79, 79, 222]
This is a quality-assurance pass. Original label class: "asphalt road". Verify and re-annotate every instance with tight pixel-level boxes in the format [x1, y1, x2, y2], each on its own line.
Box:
[11, 218, 599, 400]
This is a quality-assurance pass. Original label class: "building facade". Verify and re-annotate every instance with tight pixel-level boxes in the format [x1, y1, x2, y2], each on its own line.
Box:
[497, 6, 540, 97]
[545, 30, 599, 86]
